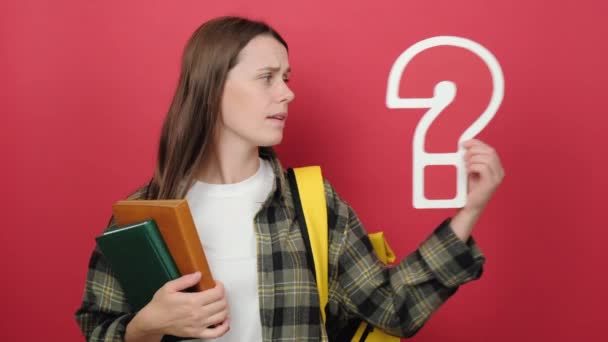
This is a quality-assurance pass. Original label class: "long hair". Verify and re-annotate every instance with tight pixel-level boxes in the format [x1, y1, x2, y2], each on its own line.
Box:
[146, 16, 288, 199]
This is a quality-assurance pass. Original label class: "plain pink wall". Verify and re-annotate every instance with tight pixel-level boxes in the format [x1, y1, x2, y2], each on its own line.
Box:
[1, 0, 605, 340]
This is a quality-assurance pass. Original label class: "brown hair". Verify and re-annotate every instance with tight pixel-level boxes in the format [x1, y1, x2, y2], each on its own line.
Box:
[146, 16, 288, 199]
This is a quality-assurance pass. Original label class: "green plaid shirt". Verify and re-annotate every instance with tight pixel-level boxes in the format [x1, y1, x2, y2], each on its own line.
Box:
[75, 150, 485, 341]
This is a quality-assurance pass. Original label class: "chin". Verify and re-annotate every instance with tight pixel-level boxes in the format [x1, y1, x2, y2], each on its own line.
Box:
[258, 134, 283, 147]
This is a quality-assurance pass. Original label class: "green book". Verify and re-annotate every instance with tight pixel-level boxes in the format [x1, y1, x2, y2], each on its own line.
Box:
[95, 219, 181, 312]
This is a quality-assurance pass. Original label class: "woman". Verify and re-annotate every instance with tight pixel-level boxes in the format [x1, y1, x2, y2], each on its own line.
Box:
[75, 16, 504, 341]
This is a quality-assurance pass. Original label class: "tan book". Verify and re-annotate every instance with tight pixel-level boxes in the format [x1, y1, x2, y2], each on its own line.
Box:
[112, 199, 215, 291]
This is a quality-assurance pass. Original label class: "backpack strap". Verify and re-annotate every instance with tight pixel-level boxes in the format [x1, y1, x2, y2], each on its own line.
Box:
[287, 167, 400, 342]
[286, 166, 328, 323]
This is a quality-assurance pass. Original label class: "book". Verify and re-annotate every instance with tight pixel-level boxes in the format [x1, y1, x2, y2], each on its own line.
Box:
[111, 199, 215, 291]
[95, 219, 181, 311]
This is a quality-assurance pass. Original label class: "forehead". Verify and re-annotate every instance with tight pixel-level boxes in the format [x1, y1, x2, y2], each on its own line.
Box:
[236, 35, 289, 70]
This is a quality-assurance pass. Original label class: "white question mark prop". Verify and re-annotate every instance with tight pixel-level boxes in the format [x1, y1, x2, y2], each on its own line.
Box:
[386, 36, 504, 209]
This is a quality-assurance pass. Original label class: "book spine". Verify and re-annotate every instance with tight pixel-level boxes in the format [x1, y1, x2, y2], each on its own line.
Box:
[144, 222, 181, 280]
[176, 202, 215, 291]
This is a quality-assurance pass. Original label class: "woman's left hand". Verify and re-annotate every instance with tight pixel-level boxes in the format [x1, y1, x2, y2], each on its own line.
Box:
[461, 139, 505, 214]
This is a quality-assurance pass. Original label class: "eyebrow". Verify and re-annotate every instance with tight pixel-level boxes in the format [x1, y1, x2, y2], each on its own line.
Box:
[257, 66, 291, 74]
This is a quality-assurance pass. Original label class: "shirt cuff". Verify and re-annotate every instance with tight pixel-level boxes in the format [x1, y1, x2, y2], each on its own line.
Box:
[418, 218, 486, 288]
[111, 313, 136, 340]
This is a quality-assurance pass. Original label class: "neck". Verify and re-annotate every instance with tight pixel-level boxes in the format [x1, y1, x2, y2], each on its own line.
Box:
[196, 137, 260, 184]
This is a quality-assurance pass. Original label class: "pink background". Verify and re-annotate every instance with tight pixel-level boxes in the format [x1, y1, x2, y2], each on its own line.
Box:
[1, 0, 606, 340]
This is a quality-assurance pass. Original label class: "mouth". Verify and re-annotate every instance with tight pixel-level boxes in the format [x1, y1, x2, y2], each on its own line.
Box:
[266, 113, 287, 121]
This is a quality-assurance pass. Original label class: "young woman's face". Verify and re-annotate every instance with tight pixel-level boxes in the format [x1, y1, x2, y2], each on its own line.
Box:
[218, 35, 295, 149]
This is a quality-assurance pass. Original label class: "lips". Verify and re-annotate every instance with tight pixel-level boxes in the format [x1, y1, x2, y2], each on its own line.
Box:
[267, 113, 287, 120]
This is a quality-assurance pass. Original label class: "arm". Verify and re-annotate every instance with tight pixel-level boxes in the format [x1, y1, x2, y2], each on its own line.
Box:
[74, 245, 137, 341]
[75, 218, 229, 342]
[326, 190, 485, 338]
[451, 138, 505, 242]
[326, 139, 503, 337]
[75, 185, 161, 341]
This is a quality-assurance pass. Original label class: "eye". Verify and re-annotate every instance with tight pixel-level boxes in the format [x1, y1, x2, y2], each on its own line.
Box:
[262, 74, 273, 84]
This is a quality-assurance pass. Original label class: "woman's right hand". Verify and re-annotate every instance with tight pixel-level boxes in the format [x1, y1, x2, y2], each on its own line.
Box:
[126, 272, 230, 341]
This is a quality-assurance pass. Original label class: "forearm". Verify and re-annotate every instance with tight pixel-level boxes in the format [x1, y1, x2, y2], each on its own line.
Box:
[75, 312, 135, 342]
[125, 312, 163, 342]
[449, 207, 482, 242]
[334, 221, 485, 338]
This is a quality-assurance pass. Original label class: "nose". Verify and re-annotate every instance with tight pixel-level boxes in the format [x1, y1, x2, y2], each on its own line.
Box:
[280, 83, 295, 104]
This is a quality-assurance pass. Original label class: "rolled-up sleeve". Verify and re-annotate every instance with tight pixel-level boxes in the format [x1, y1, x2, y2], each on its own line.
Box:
[418, 218, 485, 288]
[325, 180, 486, 338]
[75, 244, 134, 342]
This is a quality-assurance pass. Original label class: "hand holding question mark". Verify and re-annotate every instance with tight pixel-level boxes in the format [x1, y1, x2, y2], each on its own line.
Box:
[386, 36, 505, 209]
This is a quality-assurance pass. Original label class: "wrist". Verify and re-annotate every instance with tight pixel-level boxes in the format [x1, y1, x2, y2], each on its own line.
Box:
[458, 206, 482, 220]
[125, 309, 163, 342]
[450, 207, 481, 242]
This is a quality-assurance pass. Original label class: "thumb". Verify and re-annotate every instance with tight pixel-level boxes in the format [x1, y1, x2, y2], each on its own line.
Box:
[165, 272, 201, 292]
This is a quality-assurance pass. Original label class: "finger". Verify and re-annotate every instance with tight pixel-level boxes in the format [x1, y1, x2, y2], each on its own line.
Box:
[465, 155, 493, 168]
[461, 138, 490, 149]
[196, 298, 228, 324]
[193, 280, 226, 306]
[463, 146, 495, 161]
[462, 140, 498, 162]
[467, 163, 494, 180]
[466, 153, 504, 181]
[463, 143, 496, 158]
[204, 308, 229, 327]
[465, 153, 491, 165]
[164, 272, 201, 292]
[464, 148, 502, 173]
[461, 139, 480, 149]
[200, 317, 230, 339]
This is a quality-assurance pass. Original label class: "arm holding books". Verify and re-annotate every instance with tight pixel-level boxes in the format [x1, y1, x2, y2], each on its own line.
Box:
[125, 272, 230, 341]
[75, 248, 229, 341]
[75, 215, 229, 341]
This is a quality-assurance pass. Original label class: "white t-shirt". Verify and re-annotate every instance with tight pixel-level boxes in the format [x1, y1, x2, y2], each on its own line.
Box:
[184, 158, 274, 342]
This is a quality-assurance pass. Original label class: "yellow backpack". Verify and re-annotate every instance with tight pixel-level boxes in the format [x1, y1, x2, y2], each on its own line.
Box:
[287, 166, 400, 342]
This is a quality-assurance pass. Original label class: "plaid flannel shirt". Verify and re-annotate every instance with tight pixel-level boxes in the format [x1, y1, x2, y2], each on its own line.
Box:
[75, 149, 485, 341]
